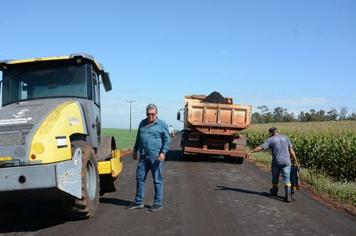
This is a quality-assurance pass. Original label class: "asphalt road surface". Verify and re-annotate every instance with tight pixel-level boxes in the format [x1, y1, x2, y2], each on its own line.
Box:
[1, 136, 355, 236]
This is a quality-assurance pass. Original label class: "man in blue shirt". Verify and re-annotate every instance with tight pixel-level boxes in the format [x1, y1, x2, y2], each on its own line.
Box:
[249, 127, 297, 202]
[127, 104, 171, 212]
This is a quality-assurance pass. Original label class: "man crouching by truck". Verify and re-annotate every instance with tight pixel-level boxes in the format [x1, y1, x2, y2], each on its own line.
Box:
[249, 127, 297, 202]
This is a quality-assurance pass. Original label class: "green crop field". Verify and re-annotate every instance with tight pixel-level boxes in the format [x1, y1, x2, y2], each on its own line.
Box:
[244, 121, 356, 182]
[102, 128, 137, 150]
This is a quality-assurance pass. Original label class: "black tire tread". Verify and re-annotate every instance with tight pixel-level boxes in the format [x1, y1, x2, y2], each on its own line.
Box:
[65, 141, 99, 220]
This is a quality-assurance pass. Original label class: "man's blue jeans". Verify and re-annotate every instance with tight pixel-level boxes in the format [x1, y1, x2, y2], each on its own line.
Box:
[272, 164, 291, 187]
[134, 155, 164, 206]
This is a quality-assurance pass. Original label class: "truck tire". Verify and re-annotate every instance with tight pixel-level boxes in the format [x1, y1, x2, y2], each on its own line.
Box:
[65, 141, 99, 219]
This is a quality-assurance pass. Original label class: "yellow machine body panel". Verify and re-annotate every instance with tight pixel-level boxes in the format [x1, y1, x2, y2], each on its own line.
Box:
[97, 150, 123, 177]
[3, 55, 105, 76]
[29, 101, 86, 164]
[6, 56, 70, 65]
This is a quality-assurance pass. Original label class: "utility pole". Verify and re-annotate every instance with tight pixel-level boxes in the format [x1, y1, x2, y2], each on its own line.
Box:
[127, 100, 135, 131]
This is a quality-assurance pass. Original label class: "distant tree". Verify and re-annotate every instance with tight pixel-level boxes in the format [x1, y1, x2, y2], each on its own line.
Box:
[327, 108, 338, 121]
[256, 105, 269, 123]
[251, 112, 262, 124]
[339, 107, 348, 120]
[257, 105, 269, 114]
[310, 109, 316, 118]
[253, 105, 354, 123]
[303, 111, 312, 121]
[265, 112, 274, 123]
[316, 109, 326, 121]
[298, 111, 306, 121]
[273, 107, 284, 122]
[283, 111, 296, 122]
[347, 112, 356, 120]
[309, 109, 321, 121]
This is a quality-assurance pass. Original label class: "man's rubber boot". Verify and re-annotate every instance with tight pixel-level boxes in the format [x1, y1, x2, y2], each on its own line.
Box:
[284, 186, 292, 202]
[270, 186, 278, 196]
[291, 186, 296, 200]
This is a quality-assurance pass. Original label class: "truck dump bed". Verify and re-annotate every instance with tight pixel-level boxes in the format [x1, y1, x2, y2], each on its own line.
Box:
[184, 95, 251, 136]
[179, 93, 252, 160]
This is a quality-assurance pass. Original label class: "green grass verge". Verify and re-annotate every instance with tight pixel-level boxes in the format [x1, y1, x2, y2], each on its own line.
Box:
[250, 152, 356, 207]
[302, 169, 356, 206]
[251, 152, 272, 167]
[102, 128, 137, 150]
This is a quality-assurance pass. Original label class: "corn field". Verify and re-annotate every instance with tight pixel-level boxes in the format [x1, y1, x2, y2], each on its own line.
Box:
[244, 121, 356, 182]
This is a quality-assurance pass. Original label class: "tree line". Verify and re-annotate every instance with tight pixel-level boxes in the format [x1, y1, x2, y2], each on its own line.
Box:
[251, 105, 356, 124]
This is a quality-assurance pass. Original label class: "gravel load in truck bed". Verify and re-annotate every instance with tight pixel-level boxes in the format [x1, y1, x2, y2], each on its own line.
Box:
[201, 91, 229, 104]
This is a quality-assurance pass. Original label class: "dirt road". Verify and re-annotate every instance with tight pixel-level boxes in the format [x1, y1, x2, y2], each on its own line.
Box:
[1, 136, 355, 236]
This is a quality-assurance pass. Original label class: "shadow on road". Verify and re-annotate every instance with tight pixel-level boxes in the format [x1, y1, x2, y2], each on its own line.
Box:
[99, 197, 132, 207]
[0, 204, 66, 233]
[215, 185, 286, 202]
[166, 149, 242, 164]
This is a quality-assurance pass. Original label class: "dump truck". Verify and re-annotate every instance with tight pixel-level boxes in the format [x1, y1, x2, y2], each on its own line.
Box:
[177, 92, 252, 163]
[0, 54, 123, 219]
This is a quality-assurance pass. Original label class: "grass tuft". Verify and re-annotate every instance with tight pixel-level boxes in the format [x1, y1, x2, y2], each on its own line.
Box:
[302, 169, 356, 206]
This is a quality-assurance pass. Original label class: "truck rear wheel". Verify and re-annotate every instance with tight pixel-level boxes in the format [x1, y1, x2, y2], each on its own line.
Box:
[65, 141, 99, 219]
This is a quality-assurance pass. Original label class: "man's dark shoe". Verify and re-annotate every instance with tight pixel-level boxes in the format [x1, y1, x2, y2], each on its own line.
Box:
[126, 202, 144, 210]
[148, 204, 162, 212]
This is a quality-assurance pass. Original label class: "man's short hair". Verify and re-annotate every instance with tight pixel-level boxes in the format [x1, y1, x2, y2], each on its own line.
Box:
[146, 103, 158, 113]
[269, 127, 277, 134]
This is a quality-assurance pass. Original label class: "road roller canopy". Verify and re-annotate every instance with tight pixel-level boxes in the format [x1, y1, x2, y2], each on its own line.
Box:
[0, 54, 112, 106]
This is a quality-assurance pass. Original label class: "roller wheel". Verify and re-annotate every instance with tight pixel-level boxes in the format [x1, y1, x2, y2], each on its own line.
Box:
[65, 141, 99, 219]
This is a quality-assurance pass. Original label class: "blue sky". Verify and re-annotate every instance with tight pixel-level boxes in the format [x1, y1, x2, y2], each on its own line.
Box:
[1, 0, 355, 129]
